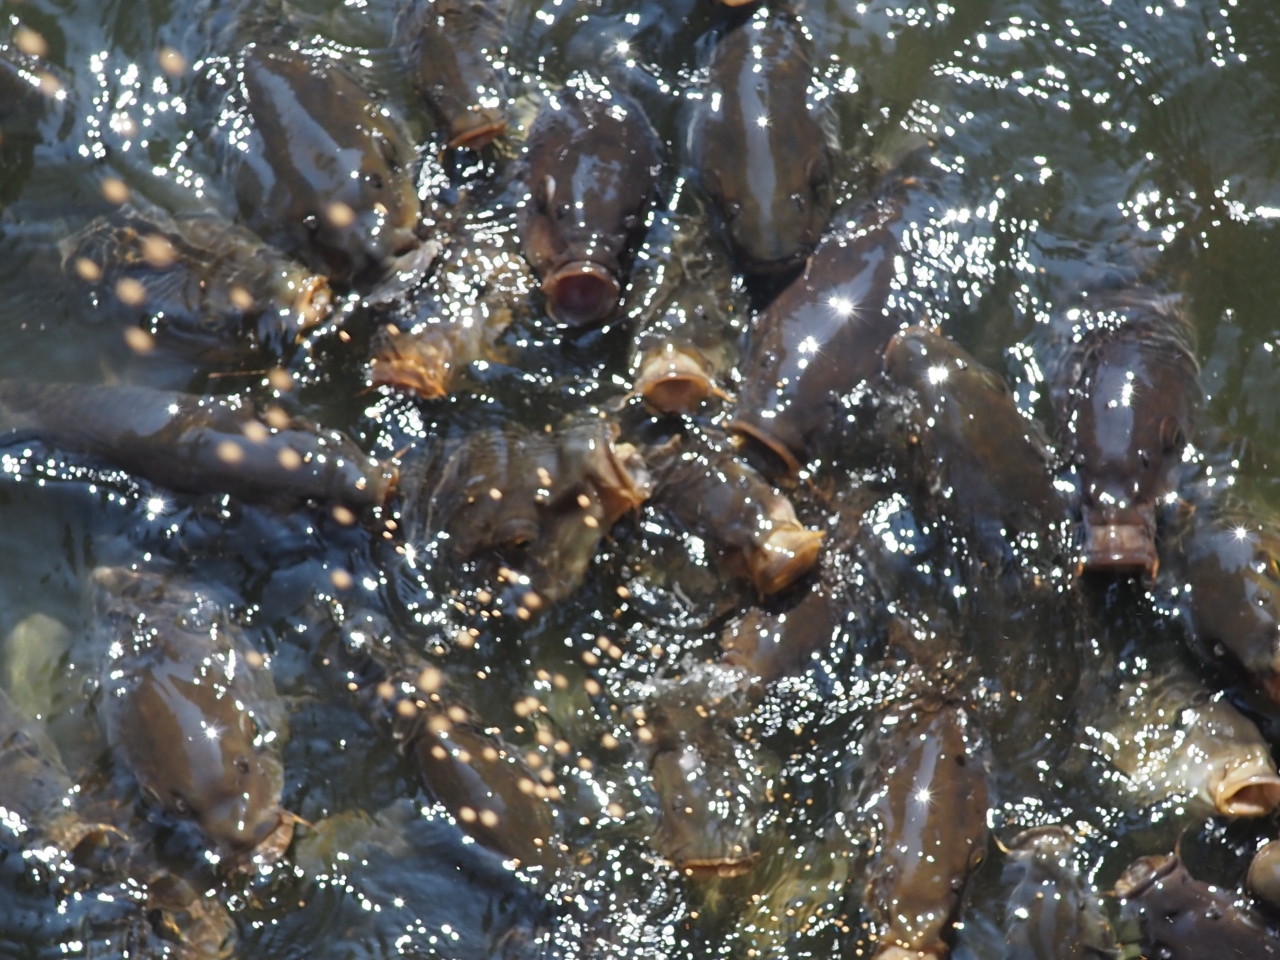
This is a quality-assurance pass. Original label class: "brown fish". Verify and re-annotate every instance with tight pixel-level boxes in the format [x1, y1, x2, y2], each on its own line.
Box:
[1000, 826, 1118, 960]
[648, 433, 823, 596]
[0, 381, 395, 511]
[1248, 839, 1280, 917]
[728, 193, 910, 482]
[1180, 498, 1280, 706]
[883, 327, 1064, 570]
[1051, 289, 1198, 574]
[61, 205, 331, 358]
[93, 567, 295, 862]
[397, 0, 510, 149]
[1116, 852, 1280, 959]
[520, 86, 661, 326]
[228, 46, 423, 284]
[719, 581, 840, 688]
[862, 699, 990, 960]
[692, 10, 835, 273]
[397, 418, 650, 601]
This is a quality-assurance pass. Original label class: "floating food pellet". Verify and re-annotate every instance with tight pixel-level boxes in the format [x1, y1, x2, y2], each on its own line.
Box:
[327, 202, 356, 228]
[376, 681, 395, 700]
[455, 628, 474, 648]
[158, 47, 188, 76]
[122, 326, 154, 353]
[416, 666, 442, 693]
[552, 673, 568, 689]
[100, 178, 130, 205]
[616, 586, 631, 599]
[517, 778, 536, 795]
[396, 700, 418, 719]
[601, 733, 618, 750]
[577, 757, 593, 771]
[525, 751, 543, 768]
[488, 487, 503, 500]
[447, 705, 468, 723]
[584, 678, 602, 695]
[606, 803, 624, 819]
[229, 285, 255, 311]
[14, 26, 47, 57]
[516, 606, 530, 620]
[115, 277, 147, 307]
[427, 715, 451, 734]
[330, 568, 353, 590]
[73, 257, 101, 282]
[267, 369, 294, 393]
[332, 505, 356, 526]
[277, 447, 302, 470]
[583, 515, 599, 529]
[478, 809, 499, 828]
[141, 234, 176, 268]
[242, 421, 268, 444]
[216, 440, 244, 464]
[523, 591, 543, 611]
[431, 745, 448, 760]
[582, 650, 599, 666]
[476, 589, 492, 604]
[481, 746, 499, 762]
[536, 728, 554, 746]
[554, 740, 570, 755]
[458, 806, 477, 823]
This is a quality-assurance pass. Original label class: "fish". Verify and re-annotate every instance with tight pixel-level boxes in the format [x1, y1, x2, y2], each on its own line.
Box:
[60, 205, 331, 358]
[397, 0, 510, 150]
[520, 85, 661, 326]
[862, 699, 990, 960]
[1085, 663, 1280, 818]
[691, 10, 836, 274]
[1051, 289, 1199, 574]
[1179, 497, 1280, 706]
[999, 826, 1118, 960]
[883, 326, 1065, 570]
[1116, 852, 1280, 959]
[0, 381, 395, 511]
[719, 581, 840, 688]
[727, 192, 911, 483]
[228, 46, 423, 285]
[93, 566, 295, 862]
[1248, 839, 1280, 917]
[397, 418, 651, 601]
[647, 432, 823, 596]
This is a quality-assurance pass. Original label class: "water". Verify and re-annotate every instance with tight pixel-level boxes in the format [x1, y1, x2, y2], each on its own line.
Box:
[2, 0, 1280, 957]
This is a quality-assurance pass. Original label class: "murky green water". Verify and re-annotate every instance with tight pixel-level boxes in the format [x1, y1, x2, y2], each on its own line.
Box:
[4, 0, 1280, 957]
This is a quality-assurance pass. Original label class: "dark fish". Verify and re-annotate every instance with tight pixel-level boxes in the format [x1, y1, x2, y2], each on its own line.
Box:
[883, 327, 1064, 570]
[1248, 839, 1280, 917]
[862, 699, 989, 960]
[397, 418, 651, 601]
[1051, 289, 1198, 573]
[728, 193, 910, 482]
[60, 206, 331, 358]
[520, 85, 661, 326]
[0, 381, 394, 511]
[1116, 852, 1280, 959]
[1180, 498, 1280, 705]
[138, 870, 238, 960]
[397, 0, 510, 149]
[719, 581, 839, 687]
[228, 46, 423, 284]
[691, 11, 835, 274]
[1000, 826, 1118, 960]
[648, 433, 823, 596]
[93, 567, 295, 861]
[627, 212, 744, 415]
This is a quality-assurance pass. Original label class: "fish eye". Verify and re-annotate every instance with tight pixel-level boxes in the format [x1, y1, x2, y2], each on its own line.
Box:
[366, 171, 384, 191]
[234, 757, 251, 775]
[497, 518, 539, 551]
[172, 794, 190, 814]
[1159, 416, 1185, 452]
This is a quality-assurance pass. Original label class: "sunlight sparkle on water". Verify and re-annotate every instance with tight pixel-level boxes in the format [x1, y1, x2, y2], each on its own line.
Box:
[927, 365, 950, 385]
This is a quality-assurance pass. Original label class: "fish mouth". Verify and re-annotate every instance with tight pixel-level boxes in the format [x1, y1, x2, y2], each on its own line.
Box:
[746, 524, 824, 595]
[1214, 766, 1280, 817]
[676, 853, 760, 879]
[447, 115, 508, 151]
[1114, 853, 1179, 900]
[634, 347, 724, 415]
[726, 419, 802, 485]
[246, 809, 298, 865]
[1247, 840, 1280, 900]
[873, 948, 948, 960]
[369, 337, 452, 400]
[1082, 520, 1158, 575]
[1007, 824, 1074, 853]
[594, 433, 653, 523]
[291, 275, 332, 332]
[542, 260, 621, 327]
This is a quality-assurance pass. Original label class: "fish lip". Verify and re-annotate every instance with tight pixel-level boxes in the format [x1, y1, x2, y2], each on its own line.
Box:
[634, 347, 719, 414]
[541, 260, 621, 327]
[244, 809, 296, 865]
[725, 419, 802, 484]
[1007, 824, 1075, 852]
[447, 117, 508, 150]
[291, 275, 332, 332]
[1114, 854, 1179, 900]
[748, 525, 824, 595]
[1214, 767, 1280, 817]
[1081, 520, 1157, 574]
[675, 852, 760, 879]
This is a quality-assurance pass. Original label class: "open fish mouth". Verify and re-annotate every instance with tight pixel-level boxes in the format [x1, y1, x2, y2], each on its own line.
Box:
[726, 419, 803, 484]
[635, 347, 727, 414]
[1082, 521, 1158, 574]
[675, 852, 760, 879]
[290, 275, 332, 332]
[747, 524, 824, 595]
[447, 115, 507, 150]
[1214, 767, 1280, 817]
[1114, 853, 1179, 900]
[246, 809, 299, 865]
[542, 260, 621, 327]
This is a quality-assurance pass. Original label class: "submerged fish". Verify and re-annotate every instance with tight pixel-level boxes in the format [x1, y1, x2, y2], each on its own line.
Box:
[1248, 839, 1280, 917]
[520, 85, 661, 327]
[862, 699, 990, 960]
[227, 46, 423, 285]
[0, 381, 394, 511]
[61, 205, 331, 358]
[692, 10, 835, 274]
[397, 0, 510, 149]
[728, 192, 911, 482]
[93, 567, 295, 862]
[1000, 826, 1118, 960]
[1086, 663, 1280, 818]
[1116, 852, 1280, 959]
[1051, 289, 1198, 574]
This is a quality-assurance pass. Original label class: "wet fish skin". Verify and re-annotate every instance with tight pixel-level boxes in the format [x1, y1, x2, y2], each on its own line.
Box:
[728, 194, 910, 483]
[1116, 853, 1280, 959]
[1052, 289, 1198, 574]
[692, 11, 835, 273]
[1000, 826, 1118, 960]
[1181, 499, 1280, 706]
[0, 381, 394, 511]
[398, 418, 650, 601]
[720, 580, 839, 687]
[93, 567, 293, 861]
[648, 434, 823, 596]
[61, 206, 331, 358]
[231, 46, 422, 284]
[863, 700, 990, 960]
[1248, 839, 1280, 916]
[398, 0, 509, 149]
[883, 326, 1064, 570]
[520, 86, 661, 327]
